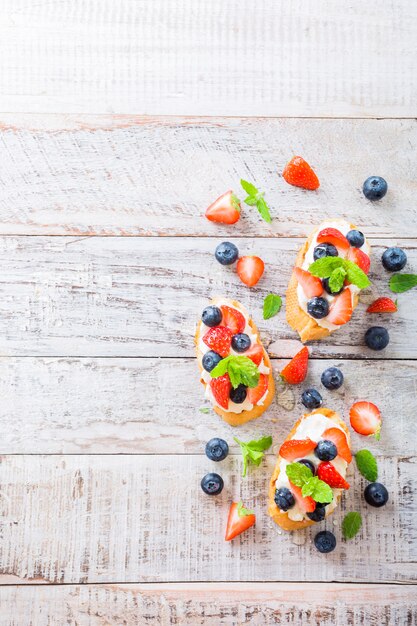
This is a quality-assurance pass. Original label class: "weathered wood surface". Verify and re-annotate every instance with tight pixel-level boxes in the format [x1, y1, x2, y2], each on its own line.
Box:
[0, 454, 415, 584]
[0, 357, 414, 455]
[0, 116, 416, 237]
[1, 583, 416, 626]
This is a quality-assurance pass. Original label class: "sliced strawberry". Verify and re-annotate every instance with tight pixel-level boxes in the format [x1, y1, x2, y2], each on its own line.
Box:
[349, 401, 381, 437]
[294, 267, 324, 298]
[205, 191, 241, 224]
[210, 373, 231, 410]
[317, 462, 350, 489]
[203, 326, 233, 357]
[326, 288, 353, 325]
[245, 342, 263, 366]
[367, 297, 397, 313]
[236, 256, 265, 287]
[220, 305, 245, 334]
[246, 373, 268, 405]
[225, 502, 256, 541]
[282, 156, 320, 191]
[317, 228, 350, 251]
[289, 482, 316, 513]
[322, 428, 352, 463]
[279, 438, 316, 461]
[280, 346, 309, 385]
[347, 247, 371, 274]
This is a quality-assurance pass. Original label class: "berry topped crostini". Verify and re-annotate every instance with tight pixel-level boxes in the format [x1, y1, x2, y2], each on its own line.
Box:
[268, 408, 352, 531]
[195, 298, 275, 426]
[286, 219, 371, 342]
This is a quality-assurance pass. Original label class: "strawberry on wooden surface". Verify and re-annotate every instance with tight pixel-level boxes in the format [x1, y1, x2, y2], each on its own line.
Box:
[236, 256, 265, 287]
[225, 502, 256, 541]
[205, 191, 241, 224]
[280, 347, 309, 384]
[282, 156, 320, 190]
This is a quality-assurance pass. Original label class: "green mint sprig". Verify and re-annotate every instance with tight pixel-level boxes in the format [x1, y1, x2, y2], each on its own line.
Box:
[286, 462, 333, 503]
[241, 179, 272, 223]
[389, 273, 417, 293]
[234, 435, 272, 477]
[342, 511, 362, 540]
[355, 449, 378, 482]
[263, 293, 282, 319]
[210, 355, 260, 389]
[308, 257, 370, 290]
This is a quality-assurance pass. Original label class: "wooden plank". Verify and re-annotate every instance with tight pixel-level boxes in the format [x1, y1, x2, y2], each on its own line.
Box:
[1, 582, 416, 625]
[0, 236, 414, 358]
[0, 1, 416, 116]
[0, 455, 415, 584]
[0, 116, 416, 237]
[0, 357, 415, 455]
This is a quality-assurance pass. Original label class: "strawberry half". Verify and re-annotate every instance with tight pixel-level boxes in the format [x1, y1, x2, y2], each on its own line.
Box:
[236, 256, 265, 287]
[245, 342, 263, 366]
[326, 288, 353, 325]
[322, 427, 352, 463]
[294, 267, 324, 298]
[367, 297, 397, 313]
[317, 462, 350, 489]
[225, 502, 256, 541]
[203, 326, 233, 357]
[282, 156, 320, 191]
[247, 373, 268, 405]
[279, 438, 316, 461]
[220, 305, 245, 334]
[280, 346, 309, 385]
[205, 191, 241, 224]
[289, 482, 316, 513]
[347, 247, 371, 274]
[349, 401, 381, 437]
[210, 373, 231, 410]
[317, 228, 350, 251]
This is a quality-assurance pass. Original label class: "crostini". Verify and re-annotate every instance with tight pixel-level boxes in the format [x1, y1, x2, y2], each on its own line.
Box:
[268, 408, 351, 531]
[286, 219, 371, 342]
[195, 297, 275, 426]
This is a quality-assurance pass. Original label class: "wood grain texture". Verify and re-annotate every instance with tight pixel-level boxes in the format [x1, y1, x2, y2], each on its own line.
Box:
[1, 582, 416, 625]
[0, 1, 416, 116]
[0, 116, 416, 237]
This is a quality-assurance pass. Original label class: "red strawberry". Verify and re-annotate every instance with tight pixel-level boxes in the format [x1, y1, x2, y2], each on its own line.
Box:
[245, 342, 263, 366]
[322, 428, 352, 463]
[247, 373, 269, 405]
[347, 247, 371, 274]
[205, 191, 241, 224]
[210, 374, 231, 409]
[289, 482, 316, 513]
[225, 502, 256, 541]
[220, 305, 245, 334]
[279, 438, 316, 461]
[203, 326, 233, 357]
[326, 288, 353, 325]
[367, 297, 397, 313]
[282, 156, 320, 191]
[317, 462, 350, 489]
[280, 347, 309, 384]
[236, 256, 265, 287]
[349, 401, 381, 437]
[294, 267, 324, 298]
[317, 228, 350, 251]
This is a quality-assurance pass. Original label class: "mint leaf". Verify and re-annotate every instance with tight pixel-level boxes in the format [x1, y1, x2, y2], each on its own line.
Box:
[342, 511, 362, 540]
[263, 294, 282, 319]
[329, 266, 346, 293]
[199, 407, 210, 414]
[246, 435, 272, 452]
[211, 355, 260, 389]
[389, 273, 417, 293]
[286, 462, 313, 487]
[308, 478, 333, 503]
[240, 179, 272, 223]
[355, 449, 378, 481]
[240, 179, 258, 196]
[256, 196, 272, 224]
[234, 436, 272, 477]
[343, 260, 370, 289]
[244, 196, 258, 206]
[308, 257, 345, 277]
[309, 257, 370, 288]
[286, 463, 333, 503]
[237, 501, 254, 517]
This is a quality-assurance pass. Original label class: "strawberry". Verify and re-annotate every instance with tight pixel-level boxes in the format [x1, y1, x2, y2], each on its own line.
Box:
[247, 373, 269, 405]
[317, 228, 350, 251]
[205, 191, 241, 224]
[367, 297, 397, 313]
[289, 482, 316, 513]
[244, 342, 263, 366]
[210, 374, 231, 410]
[220, 305, 245, 334]
[322, 428, 352, 463]
[236, 256, 265, 287]
[317, 462, 350, 489]
[280, 346, 309, 384]
[349, 401, 381, 437]
[203, 326, 233, 357]
[225, 502, 256, 541]
[294, 267, 324, 298]
[347, 247, 371, 274]
[279, 438, 316, 461]
[282, 156, 320, 191]
[326, 288, 353, 325]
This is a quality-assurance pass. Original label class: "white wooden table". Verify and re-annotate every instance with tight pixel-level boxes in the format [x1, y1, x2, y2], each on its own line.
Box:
[0, 2, 416, 624]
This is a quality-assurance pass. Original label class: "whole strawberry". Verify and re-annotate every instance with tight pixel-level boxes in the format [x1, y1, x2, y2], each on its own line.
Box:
[367, 297, 397, 313]
[282, 156, 320, 190]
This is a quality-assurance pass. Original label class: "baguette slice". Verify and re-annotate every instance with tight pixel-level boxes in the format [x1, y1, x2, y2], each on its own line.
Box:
[268, 408, 351, 531]
[195, 297, 275, 426]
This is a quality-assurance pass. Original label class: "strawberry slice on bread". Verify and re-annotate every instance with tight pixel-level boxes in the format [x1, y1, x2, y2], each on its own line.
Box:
[317, 227, 350, 251]
[279, 438, 316, 461]
[294, 267, 323, 298]
[326, 288, 353, 325]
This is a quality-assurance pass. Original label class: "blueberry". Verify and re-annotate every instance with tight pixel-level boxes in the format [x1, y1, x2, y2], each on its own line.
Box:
[364, 482, 389, 507]
[274, 487, 295, 512]
[313, 243, 339, 261]
[314, 530, 337, 553]
[202, 306, 222, 327]
[321, 367, 344, 390]
[215, 241, 239, 266]
[363, 176, 388, 201]
[315, 440, 337, 461]
[205, 438, 229, 462]
[365, 326, 390, 351]
[301, 388, 323, 410]
[231, 333, 251, 353]
[202, 350, 223, 372]
[322, 277, 343, 296]
[346, 230, 365, 248]
[307, 297, 329, 319]
[381, 247, 407, 272]
[307, 504, 326, 522]
[229, 384, 247, 404]
[201, 472, 224, 495]
[298, 459, 316, 475]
